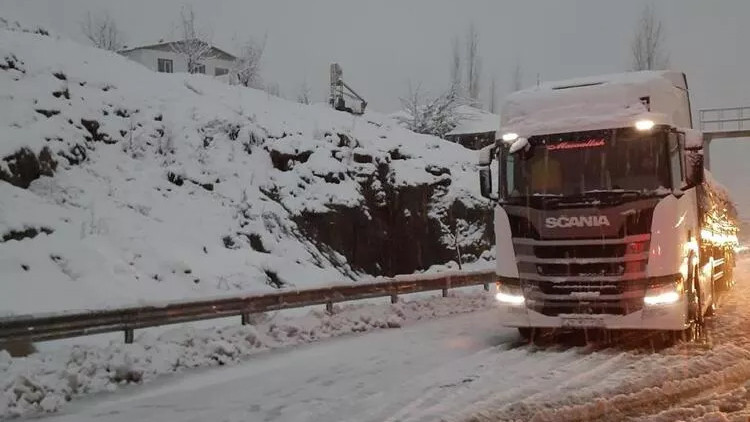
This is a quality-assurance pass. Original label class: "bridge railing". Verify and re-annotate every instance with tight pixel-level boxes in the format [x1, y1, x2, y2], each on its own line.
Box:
[700, 106, 750, 133]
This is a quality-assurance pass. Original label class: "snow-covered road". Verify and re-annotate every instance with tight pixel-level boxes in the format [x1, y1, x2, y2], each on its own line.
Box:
[21, 258, 750, 422]
[31, 310, 524, 422]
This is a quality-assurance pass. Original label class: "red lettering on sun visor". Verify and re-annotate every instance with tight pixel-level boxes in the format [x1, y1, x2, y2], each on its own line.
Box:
[546, 139, 606, 150]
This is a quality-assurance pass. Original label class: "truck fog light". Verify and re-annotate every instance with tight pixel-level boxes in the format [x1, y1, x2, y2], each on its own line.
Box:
[644, 291, 680, 305]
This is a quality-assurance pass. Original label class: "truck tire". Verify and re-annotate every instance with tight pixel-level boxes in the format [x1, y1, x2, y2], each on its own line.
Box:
[685, 255, 706, 342]
[518, 327, 532, 339]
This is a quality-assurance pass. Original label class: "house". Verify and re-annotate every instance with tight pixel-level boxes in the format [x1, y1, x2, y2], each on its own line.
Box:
[118, 39, 236, 77]
[445, 105, 499, 150]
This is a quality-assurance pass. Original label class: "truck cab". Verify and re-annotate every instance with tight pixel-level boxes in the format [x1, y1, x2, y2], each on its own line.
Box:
[479, 71, 738, 337]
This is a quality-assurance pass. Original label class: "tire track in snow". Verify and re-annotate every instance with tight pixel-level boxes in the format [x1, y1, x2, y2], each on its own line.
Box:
[380, 347, 591, 422]
[454, 258, 750, 422]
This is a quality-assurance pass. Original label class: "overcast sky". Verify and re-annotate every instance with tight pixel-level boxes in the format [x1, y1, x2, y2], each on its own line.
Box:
[2, 0, 750, 114]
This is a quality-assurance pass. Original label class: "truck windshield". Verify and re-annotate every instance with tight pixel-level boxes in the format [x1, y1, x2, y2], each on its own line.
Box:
[503, 128, 673, 199]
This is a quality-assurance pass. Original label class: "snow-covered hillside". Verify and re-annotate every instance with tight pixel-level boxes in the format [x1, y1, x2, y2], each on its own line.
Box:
[0, 21, 492, 314]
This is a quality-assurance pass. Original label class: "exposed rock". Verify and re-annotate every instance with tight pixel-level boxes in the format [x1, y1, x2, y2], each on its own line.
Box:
[0, 147, 57, 188]
[269, 148, 313, 171]
[295, 164, 493, 276]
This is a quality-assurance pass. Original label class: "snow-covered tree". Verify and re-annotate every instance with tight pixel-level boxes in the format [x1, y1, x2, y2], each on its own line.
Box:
[232, 35, 266, 88]
[631, 4, 669, 71]
[397, 83, 463, 139]
[172, 5, 214, 74]
[80, 11, 125, 51]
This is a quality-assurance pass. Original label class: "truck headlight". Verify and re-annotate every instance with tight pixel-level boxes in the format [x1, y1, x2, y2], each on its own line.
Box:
[495, 291, 525, 304]
[644, 291, 680, 305]
[495, 281, 525, 305]
[644, 276, 683, 306]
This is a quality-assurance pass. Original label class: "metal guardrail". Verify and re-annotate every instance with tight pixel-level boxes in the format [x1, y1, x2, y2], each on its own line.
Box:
[0, 270, 496, 345]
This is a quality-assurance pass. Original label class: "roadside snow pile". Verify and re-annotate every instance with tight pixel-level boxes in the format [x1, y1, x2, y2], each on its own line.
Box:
[0, 291, 493, 418]
[0, 21, 492, 315]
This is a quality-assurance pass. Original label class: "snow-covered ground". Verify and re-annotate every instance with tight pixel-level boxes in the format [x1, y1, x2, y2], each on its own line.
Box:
[0, 20, 490, 316]
[5, 258, 750, 422]
[0, 290, 495, 418]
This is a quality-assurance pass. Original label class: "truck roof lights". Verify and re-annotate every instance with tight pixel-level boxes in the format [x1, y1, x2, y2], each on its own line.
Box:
[635, 119, 655, 131]
[501, 132, 519, 142]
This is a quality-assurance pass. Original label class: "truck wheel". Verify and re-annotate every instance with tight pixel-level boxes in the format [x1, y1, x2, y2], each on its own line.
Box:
[685, 257, 706, 342]
[518, 327, 532, 339]
[706, 266, 717, 317]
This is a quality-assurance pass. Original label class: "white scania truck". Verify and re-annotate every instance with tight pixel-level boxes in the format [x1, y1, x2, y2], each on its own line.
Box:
[479, 71, 738, 339]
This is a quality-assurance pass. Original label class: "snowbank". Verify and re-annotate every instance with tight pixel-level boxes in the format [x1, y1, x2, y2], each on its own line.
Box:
[0, 291, 494, 418]
[0, 20, 492, 315]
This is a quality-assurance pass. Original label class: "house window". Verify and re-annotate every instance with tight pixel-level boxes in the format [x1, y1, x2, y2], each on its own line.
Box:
[215, 67, 228, 76]
[192, 64, 206, 74]
[157, 58, 173, 73]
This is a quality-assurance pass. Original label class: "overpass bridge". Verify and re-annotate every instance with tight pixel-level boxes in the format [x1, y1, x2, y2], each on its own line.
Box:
[700, 106, 750, 169]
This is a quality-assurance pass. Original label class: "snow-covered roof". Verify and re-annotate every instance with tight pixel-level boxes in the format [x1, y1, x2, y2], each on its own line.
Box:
[119, 39, 236, 61]
[500, 70, 690, 138]
[446, 106, 499, 136]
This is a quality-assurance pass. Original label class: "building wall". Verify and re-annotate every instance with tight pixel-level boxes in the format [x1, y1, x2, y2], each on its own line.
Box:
[121, 48, 234, 76]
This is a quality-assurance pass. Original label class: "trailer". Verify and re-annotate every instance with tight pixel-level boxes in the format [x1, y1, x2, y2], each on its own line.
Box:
[479, 70, 739, 340]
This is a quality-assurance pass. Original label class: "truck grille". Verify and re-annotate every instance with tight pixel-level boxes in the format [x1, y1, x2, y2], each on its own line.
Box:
[534, 244, 626, 259]
[513, 234, 650, 316]
[537, 262, 625, 277]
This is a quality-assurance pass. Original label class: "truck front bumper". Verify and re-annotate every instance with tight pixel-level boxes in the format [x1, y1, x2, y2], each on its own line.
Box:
[495, 276, 689, 331]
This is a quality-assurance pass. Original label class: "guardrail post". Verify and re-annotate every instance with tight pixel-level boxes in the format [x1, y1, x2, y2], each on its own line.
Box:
[325, 301, 334, 314]
[241, 313, 250, 325]
[390, 294, 398, 304]
[124, 328, 134, 344]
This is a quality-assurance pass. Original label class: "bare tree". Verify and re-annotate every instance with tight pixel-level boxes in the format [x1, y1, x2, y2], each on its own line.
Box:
[232, 34, 266, 88]
[465, 23, 481, 104]
[80, 11, 125, 51]
[296, 79, 311, 104]
[450, 36, 462, 97]
[511, 61, 523, 92]
[488, 77, 497, 113]
[631, 4, 669, 71]
[397, 83, 463, 139]
[172, 5, 214, 74]
[265, 82, 281, 97]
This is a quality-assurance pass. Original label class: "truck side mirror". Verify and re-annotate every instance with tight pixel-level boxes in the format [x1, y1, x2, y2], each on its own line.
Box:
[479, 167, 494, 199]
[683, 150, 704, 190]
[479, 145, 497, 200]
